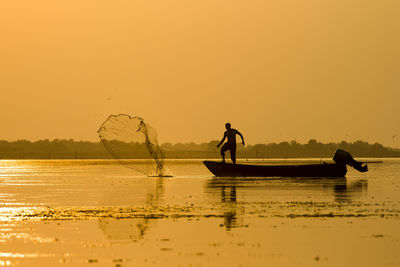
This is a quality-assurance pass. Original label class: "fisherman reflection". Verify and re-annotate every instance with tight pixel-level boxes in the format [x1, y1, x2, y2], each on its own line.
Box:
[221, 186, 237, 202]
[220, 186, 237, 230]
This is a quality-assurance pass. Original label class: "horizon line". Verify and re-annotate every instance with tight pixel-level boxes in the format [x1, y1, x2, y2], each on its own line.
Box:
[0, 138, 398, 149]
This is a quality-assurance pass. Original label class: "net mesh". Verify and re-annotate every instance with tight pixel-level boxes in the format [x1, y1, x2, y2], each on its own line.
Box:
[97, 114, 165, 176]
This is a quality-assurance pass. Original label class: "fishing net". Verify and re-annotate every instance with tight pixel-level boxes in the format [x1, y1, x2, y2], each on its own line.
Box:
[98, 114, 165, 176]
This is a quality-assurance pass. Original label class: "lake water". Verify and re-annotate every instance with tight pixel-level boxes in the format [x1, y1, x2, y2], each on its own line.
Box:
[0, 159, 399, 266]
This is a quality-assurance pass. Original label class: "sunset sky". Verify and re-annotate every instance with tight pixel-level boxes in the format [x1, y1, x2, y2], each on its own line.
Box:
[1, 0, 399, 146]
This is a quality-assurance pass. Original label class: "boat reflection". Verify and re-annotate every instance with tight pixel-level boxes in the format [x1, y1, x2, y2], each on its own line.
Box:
[205, 177, 368, 230]
[206, 176, 368, 202]
[334, 179, 368, 202]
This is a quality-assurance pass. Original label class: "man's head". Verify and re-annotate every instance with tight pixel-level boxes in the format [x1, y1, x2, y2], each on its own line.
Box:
[225, 123, 231, 130]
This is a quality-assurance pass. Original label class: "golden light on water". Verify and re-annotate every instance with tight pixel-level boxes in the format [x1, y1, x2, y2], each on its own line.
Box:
[0, 159, 399, 265]
[0, 260, 12, 266]
[0, 253, 54, 259]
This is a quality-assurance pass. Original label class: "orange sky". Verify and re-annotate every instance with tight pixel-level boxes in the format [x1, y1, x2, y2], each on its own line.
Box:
[0, 0, 399, 146]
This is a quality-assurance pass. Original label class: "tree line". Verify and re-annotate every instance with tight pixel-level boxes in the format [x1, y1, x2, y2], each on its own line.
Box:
[0, 139, 399, 159]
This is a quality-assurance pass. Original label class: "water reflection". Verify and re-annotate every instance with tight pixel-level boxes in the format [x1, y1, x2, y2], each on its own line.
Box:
[98, 177, 165, 242]
[221, 186, 236, 203]
[205, 177, 369, 230]
[98, 218, 153, 242]
[334, 179, 368, 202]
[97, 176, 370, 239]
[206, 177, 368, 203]
[220, 186, 241, 230]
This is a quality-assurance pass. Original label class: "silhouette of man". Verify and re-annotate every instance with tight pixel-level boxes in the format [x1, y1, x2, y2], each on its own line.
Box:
[217, 123, 245, 164]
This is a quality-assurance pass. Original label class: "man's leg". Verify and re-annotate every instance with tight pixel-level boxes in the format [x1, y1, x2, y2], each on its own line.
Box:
[230, 144, 237, 164]
[220, 143, 229, 163]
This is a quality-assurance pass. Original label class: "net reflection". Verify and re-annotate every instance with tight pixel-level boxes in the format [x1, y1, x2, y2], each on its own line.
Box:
[97, 177, 165, 242]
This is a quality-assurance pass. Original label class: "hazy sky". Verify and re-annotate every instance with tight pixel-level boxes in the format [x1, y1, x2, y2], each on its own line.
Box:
[1, 0, 399, 146]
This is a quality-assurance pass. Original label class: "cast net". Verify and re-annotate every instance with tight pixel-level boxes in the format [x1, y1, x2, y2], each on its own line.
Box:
[98, 114, 165, 176]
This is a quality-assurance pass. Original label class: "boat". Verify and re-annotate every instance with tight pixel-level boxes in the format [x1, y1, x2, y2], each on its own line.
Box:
[203, 161, 347, 177]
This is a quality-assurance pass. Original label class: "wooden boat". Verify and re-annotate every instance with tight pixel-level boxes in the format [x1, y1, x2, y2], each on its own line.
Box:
[203, 161, 347, 177]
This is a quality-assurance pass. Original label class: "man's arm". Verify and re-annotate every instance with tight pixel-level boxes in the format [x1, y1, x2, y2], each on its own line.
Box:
[217, 132, 227, 147]
[237, 130, 245, 146]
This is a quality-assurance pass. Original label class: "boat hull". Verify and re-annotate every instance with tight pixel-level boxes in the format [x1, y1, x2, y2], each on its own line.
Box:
[203, 161, 347, 177]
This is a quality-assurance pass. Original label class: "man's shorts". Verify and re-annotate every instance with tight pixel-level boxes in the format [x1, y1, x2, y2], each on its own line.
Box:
[221, 142, 236, 155]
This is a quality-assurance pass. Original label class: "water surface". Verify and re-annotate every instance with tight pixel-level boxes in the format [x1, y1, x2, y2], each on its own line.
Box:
[0, 159, 399, 266]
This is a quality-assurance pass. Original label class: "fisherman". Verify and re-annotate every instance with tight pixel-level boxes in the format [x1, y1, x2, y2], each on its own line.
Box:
[217, 123, 245, 164]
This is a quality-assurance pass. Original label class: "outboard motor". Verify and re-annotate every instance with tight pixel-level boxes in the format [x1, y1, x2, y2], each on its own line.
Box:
[333, 149, 368, 172]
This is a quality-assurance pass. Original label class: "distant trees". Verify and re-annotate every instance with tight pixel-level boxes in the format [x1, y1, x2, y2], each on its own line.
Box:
[240, 139, 398, 158]
[0, 139, 398, 159]
[0, 139, 109, 159]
